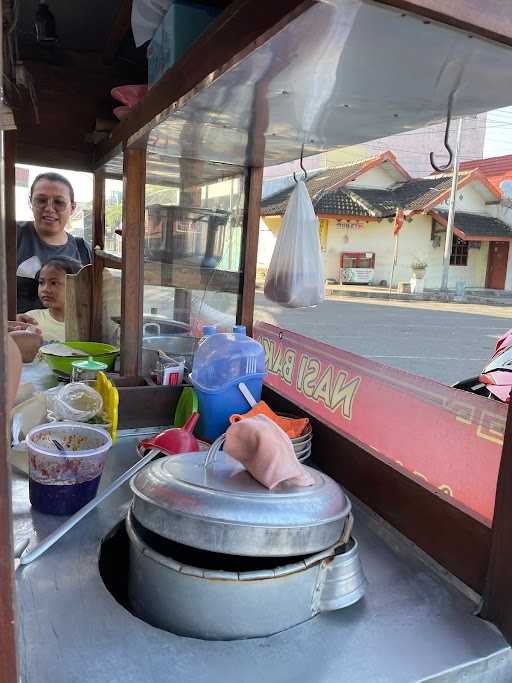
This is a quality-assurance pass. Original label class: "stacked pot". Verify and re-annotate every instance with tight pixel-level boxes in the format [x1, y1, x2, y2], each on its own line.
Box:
[126, 443, 366, 640]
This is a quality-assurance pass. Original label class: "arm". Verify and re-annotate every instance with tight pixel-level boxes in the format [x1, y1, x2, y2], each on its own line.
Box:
[7, 335, 22, 413]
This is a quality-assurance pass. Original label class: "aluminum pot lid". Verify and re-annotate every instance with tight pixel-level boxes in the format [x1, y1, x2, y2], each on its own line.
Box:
[129, 446, 351, 556]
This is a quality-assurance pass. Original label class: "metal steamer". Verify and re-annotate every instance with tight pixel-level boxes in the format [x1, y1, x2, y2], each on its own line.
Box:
[127, 436, 366, 640]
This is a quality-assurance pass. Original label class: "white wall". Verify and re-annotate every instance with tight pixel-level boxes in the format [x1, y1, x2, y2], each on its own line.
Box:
[325, 215, 431, 285]
[426, 239, 489, 289]
[347, 165, 396, 190]
[257, 218, 276, 267]
[434, 181, 493, 214]
[324, 214, 489, 288]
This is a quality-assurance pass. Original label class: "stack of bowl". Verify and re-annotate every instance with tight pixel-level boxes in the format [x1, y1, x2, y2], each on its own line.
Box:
[290, 421, 312, 462]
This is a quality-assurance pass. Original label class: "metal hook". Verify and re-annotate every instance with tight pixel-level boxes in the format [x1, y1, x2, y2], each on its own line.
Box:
[293, 143, 308, 182]
[430, 104, 454, 173]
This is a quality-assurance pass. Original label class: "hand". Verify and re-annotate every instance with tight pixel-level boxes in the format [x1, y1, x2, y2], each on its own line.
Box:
[9, 320, 42, 335]
[9, 330, 42, 363]
[16, 313, 39, 326]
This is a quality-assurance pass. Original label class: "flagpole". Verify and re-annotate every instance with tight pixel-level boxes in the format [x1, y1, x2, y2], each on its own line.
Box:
[388, 232, 399, 295]
[440, 116, 464, 292]
[388, 209, 404, 295]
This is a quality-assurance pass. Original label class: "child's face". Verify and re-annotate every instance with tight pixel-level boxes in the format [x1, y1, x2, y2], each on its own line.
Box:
[38, 265, 66, 310]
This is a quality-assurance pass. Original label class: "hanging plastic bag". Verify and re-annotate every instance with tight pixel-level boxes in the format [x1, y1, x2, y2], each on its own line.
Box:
[264, 180, 324, 308]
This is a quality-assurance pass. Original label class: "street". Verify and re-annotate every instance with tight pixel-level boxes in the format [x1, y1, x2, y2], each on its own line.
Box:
[254, 293, 512, 385]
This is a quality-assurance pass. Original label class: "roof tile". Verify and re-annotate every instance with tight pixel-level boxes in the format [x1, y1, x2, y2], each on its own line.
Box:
[436, 211, 512, 238]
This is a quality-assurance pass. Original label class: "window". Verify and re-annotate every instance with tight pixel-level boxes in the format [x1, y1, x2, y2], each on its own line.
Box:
[450, 235, 468, 266]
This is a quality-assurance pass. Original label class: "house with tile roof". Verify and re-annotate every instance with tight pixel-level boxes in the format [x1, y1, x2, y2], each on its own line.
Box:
[260, 152, 512, 290]
[459, 153, 512, 199]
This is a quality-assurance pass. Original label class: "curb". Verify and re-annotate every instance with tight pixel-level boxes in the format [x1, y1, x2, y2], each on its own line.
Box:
[325, 289, 512, 307]
[255, 283, 512, 307]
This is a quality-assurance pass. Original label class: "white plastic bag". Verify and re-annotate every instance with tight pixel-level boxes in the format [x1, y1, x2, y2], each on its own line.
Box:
[46, 383, 103, 422]
[264, 180, 324, 308]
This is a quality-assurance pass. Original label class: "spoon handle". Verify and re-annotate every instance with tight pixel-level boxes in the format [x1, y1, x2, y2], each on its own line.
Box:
[18, 448, 159, 566]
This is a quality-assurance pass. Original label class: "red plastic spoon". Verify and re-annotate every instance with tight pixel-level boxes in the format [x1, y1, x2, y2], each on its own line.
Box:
[139, 412, 199, 456]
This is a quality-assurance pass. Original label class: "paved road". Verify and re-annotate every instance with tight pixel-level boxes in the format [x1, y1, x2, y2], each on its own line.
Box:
[254, 293, 512, 385]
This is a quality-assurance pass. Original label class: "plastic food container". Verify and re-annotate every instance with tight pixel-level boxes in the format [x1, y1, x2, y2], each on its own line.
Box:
[190, 331, 266, 440]
[26, 423, 112, 516]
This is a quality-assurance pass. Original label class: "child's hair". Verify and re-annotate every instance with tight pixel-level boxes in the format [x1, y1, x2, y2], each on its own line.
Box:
[37, 256, 82, 279]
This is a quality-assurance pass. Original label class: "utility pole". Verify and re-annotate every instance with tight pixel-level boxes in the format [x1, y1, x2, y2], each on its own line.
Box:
[440, 117, 464, 292]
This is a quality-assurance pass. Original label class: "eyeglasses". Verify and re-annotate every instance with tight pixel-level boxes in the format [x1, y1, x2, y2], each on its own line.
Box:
[31, 196, 70, 212]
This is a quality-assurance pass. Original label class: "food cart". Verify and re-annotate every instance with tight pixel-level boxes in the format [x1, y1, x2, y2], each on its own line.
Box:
[3, 1, 512, 681]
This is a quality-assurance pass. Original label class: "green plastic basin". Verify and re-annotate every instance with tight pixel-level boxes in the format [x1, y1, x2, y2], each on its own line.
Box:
[41, 342, 119, 376]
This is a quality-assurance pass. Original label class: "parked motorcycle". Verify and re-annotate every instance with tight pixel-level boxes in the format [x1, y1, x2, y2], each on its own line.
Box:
[453, 328, 512, 401]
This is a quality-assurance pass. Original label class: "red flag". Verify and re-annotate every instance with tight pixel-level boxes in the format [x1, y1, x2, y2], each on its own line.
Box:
[392, 209, 404, 236]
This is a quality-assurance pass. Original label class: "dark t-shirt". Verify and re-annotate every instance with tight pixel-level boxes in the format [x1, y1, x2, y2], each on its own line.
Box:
[16, 221, 92, 313]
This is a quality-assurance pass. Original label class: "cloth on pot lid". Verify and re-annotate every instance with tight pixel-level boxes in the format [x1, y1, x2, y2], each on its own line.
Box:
[229, 402, 309, 438]
[224, 414, 314, 490]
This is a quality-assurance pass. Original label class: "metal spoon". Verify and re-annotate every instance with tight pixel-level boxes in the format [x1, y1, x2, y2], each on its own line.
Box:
[17, 448, 160, 566]
[52, 438, 66, 453]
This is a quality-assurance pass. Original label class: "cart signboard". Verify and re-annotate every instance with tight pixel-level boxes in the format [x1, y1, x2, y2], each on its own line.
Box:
[255, 322, 504, 523]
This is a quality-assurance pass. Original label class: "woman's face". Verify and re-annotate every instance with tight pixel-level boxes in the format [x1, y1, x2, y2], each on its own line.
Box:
[30, 179, 75, 237]
[38, 265, 66, 311]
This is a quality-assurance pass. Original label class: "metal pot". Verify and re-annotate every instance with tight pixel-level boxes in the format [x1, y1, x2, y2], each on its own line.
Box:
[126, 509, 366, 640]
[141, 335, 198, 376]
[129, 442, 350, 557]
[111, 316, 190, 337]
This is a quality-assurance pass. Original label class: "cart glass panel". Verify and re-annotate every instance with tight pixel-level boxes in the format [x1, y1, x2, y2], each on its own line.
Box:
[105, 177, 123, 257]
[143, 156, 247, 336]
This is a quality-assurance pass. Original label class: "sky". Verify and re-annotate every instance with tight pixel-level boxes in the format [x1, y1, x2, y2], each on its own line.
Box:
[483, 107, 512, 158]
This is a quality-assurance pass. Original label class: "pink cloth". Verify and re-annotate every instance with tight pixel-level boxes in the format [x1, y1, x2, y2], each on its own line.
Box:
[224, 414, 314, 489]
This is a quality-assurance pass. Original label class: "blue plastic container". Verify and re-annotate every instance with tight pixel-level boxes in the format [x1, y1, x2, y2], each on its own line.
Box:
[190, 331, 266, 440]
[147, 1, 222, 86]
[191, 373, 266, 441]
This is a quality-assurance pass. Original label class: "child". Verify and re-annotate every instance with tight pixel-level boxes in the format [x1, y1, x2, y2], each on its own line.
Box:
[18, 256, 82, 342]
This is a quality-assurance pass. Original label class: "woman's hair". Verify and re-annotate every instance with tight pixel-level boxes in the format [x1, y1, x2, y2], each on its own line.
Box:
[30, 172, 75, 204]
[38, 256, 82, 279]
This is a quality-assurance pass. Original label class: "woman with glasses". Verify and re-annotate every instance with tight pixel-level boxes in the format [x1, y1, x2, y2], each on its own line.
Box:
[16, 172, 92, 314]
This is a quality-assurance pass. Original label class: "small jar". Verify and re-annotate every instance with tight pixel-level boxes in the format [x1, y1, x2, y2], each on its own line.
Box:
[71, 356, 108, 383]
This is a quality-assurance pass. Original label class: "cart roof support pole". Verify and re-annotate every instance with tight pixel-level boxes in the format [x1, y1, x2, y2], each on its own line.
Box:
[5, 131, 16, 320]
[91, 169, 106, 341]
[0, 126, 18, 682]
[120, 147, 146, 375]
[238, 166, 263, 336]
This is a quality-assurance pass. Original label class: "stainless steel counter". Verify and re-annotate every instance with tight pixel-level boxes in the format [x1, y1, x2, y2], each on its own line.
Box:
[12, 432, 512, 683]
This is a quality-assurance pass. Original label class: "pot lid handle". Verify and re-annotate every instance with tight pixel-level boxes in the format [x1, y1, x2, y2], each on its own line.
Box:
[203, 434, 225, 469]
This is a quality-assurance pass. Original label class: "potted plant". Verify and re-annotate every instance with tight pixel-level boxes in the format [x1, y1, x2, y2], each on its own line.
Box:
[410, 258, 427, 294]
[411, 258, 427, 279]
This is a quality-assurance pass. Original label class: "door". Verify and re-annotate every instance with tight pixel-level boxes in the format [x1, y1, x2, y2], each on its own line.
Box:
[486, 241, 509, 290]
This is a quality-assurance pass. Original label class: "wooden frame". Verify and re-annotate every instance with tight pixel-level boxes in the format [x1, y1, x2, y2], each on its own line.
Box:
[238, 167, 263, 335]
[120, 147, 146, 375]
[0, 132, 18, 683]
[5, 131, 16, 320]
[375, 0, 512, 48]
[94, 0, 315, 168]
[91, 169, 106, 341]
